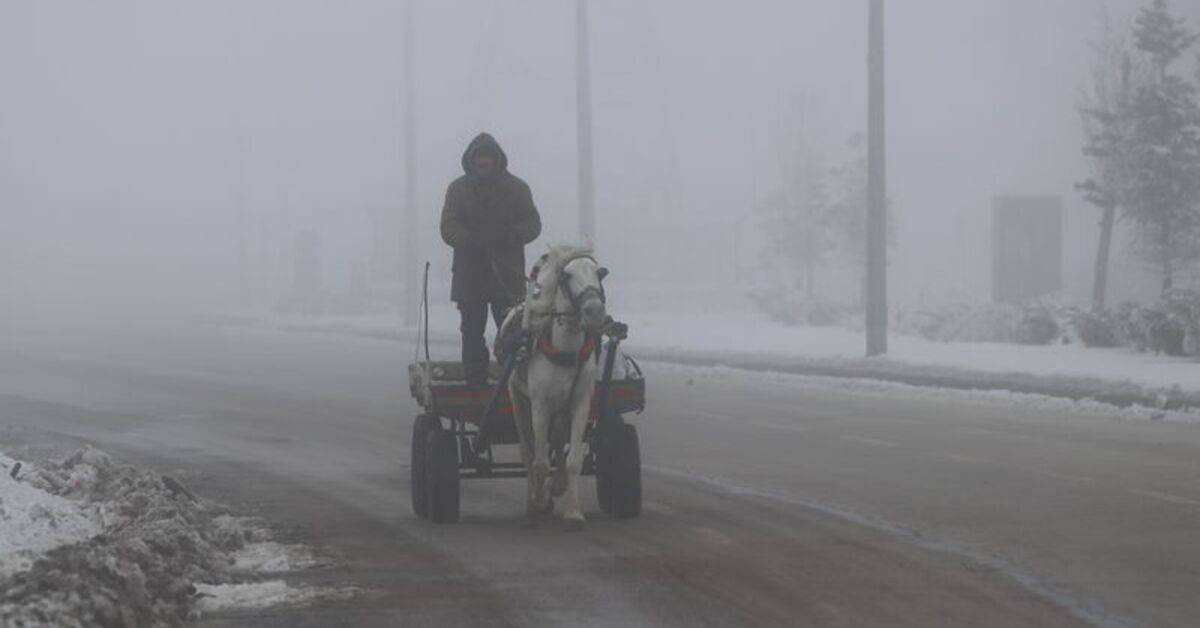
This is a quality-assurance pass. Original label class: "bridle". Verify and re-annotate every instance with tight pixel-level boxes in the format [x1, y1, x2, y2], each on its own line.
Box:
[550, 255, 607, 326]
[526, 254, 609, 369]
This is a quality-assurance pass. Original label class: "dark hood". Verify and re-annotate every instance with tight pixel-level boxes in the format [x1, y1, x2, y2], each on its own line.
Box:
[461, 132, 509, 175]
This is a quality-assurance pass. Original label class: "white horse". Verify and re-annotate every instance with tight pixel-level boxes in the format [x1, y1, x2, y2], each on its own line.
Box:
[505, 244, 608, 531]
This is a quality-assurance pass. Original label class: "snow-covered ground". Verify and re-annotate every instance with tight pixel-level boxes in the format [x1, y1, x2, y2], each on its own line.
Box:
[255, 294, 1200, 398]
[0, 444, 350, 624]
[624, 310, 1200, 393]
[662, 362, 1198, 424]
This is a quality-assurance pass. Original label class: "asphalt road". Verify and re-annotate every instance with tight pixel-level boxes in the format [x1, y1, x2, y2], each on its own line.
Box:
[2, 321, 1198, 627]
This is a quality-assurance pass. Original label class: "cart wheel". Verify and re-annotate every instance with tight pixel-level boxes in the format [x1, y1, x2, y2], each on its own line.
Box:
[410, 415, 437, 518]
[610, 423, 642, 518]
[595, 433, 614, 514]
[594, 412, 622, 514]
[596, 456, 614, 514]
[426, 428, 460, 523]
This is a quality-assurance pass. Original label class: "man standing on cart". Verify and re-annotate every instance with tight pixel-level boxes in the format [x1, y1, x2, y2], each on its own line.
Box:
[440, 132, 542, 387]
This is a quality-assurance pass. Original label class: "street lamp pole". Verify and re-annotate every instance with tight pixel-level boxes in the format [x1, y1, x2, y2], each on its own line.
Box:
[866, 0, 888, 356]
[576, 0, 595, 246]
[403, 0, 419, 325]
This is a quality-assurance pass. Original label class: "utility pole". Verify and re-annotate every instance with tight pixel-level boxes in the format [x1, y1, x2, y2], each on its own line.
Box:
[232, 5, 250, 312]
[576, 0, 595, 245]
[866, 0, 888, 356]
[402, 0, 419, 324]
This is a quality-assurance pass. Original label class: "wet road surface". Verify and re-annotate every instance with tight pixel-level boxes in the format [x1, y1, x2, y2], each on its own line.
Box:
[3, 323, 1197, 626]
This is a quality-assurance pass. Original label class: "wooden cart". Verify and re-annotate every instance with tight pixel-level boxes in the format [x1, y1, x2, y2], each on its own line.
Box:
[407, 349, 645, 523]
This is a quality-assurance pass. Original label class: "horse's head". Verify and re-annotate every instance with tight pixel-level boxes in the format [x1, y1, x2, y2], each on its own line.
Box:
[559, 256, 608, 331]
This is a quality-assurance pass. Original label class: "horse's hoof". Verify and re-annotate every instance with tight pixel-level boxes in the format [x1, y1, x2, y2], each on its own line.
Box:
[562, 517, 585, 533]
[527, 499, 553, 522]
[551, 472, 568, 497]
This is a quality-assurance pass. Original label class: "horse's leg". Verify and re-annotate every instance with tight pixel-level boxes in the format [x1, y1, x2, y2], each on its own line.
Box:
[551, 442, 568, 498]
[528, 391, 553, 518]
[550, 416, 568, 498]
[560, 387, 592, 531]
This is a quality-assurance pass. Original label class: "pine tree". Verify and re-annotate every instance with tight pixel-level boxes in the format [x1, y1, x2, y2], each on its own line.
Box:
[1123, 0, 1200, 294]
[1134, 0, 1198, 66]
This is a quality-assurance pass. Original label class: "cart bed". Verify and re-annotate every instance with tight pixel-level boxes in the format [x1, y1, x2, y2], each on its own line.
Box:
[408, 360, 644, 423]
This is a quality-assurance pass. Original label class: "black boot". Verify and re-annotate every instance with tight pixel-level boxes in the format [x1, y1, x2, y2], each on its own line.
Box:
[459, 301, 489, 387]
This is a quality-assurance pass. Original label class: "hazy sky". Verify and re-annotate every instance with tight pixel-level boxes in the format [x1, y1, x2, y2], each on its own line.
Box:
[2, 0, 1197, 318]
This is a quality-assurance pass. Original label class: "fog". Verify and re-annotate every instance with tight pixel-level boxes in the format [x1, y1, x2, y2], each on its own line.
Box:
[3, 0, 1197, 331]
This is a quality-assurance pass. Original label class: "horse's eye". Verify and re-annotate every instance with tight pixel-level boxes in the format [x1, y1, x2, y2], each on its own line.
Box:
[597, 267, 609, 280]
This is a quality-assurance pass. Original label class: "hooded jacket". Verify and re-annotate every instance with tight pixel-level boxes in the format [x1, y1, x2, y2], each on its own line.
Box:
[440, 133, 542, 302]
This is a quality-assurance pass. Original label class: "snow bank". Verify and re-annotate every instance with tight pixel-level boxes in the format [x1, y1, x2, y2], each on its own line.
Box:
[0, 453, 102, 579]
[622, 310, 1200, 393]
[0, 446, 235, 625]
[196, 580, 357, 613]
[669, 363, 1197, 424]
[0, 446, 345, 625]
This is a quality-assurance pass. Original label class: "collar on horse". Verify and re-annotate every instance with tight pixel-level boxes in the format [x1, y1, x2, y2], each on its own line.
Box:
[536, 333, 599, 367]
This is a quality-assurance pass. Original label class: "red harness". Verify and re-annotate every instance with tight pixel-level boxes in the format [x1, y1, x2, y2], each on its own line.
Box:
[537, 333, 599, 368]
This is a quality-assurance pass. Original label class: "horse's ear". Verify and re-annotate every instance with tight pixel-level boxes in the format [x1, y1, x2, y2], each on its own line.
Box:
[597, 267, 609, 280]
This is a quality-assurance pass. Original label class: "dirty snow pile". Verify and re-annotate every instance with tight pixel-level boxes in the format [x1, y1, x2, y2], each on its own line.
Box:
[0, 452, 103, 579]
[0, 446, 345, 626]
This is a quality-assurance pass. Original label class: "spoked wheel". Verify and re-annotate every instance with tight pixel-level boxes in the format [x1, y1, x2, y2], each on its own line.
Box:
[596, 417, 641, 518]
[426, 426, 461, 523]
[410, 415, 437, 518]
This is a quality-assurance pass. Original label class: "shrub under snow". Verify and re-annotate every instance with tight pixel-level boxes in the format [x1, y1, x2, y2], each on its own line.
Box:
[749, 279, 1200, 359]
[748, 289, 854, 327]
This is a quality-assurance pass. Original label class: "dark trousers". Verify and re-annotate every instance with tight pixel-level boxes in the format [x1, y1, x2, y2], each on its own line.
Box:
[458, 300, 511, 381]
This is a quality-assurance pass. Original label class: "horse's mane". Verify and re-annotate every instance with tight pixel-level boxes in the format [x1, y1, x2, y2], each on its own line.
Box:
[525, 243, 594, 331]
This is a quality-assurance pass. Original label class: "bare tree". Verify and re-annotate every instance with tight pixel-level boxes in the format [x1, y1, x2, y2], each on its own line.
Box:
[826, 133, 894, 311]
[1077, 11, 1142, 307]
[759, 127, 831, 297]
[754, 94, 835, 298]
